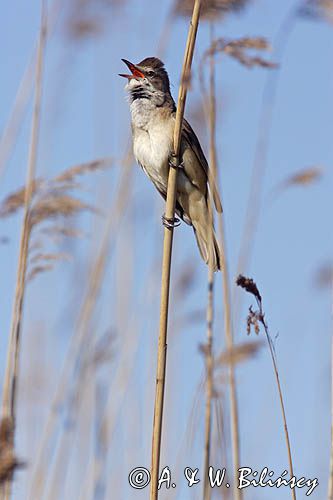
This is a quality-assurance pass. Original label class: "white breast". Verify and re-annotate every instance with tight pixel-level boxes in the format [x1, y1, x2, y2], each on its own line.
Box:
[130, 100, 174, 192]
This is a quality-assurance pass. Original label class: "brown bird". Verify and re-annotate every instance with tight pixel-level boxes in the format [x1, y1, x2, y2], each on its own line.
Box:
[120, 57, 222, 271]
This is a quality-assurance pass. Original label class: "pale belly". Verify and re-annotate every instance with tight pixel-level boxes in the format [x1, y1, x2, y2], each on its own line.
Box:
[133, 125, 173, 193]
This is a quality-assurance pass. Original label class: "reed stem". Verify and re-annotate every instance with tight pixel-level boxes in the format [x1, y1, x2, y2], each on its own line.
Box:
[149, 2, 202, 498]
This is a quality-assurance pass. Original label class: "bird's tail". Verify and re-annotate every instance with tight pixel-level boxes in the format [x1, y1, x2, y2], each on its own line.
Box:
[193, 223, 221, 272]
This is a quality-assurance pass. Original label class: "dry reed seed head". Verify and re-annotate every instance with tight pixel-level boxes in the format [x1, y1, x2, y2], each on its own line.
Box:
[203, 36, 278, 69]
[299, 0, 333, 23]
[216, 339, 263, 365]
[29, 239, 44, 252]
[236, 274, 262, 303]
[27, 264, 55, 282]
[29, 252, 71, 265]
[54, 158, 112, 183]
[40, 225, 86, 240]
[0, 180, 41, 218]
[0, 418, 14, 445]
[0, 158, 108, 220]
[246, 305, 262, 335]
[227, 51, 278, 68]
[68, 18, 103, 39]
[30, 195, 95, 227]
[65, 0, 124, 40]
[283, 166, 323, 187]
[0, 417, 24, 484]
[0, 159, 105, 284]
[174, 0, 250, 20]
[236, 276, 268, 335]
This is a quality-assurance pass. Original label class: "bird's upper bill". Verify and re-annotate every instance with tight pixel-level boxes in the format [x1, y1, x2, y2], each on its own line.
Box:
[119, 59, 145, 80]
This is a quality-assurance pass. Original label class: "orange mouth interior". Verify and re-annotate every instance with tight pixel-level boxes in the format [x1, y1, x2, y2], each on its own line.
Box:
[119, 60, 145, 79]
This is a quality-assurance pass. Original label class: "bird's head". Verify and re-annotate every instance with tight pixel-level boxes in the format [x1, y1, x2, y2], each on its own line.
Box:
[119, 57, 172, 106]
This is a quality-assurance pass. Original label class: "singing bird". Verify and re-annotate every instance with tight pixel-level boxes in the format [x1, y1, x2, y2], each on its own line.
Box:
[120, 57, 222, 271]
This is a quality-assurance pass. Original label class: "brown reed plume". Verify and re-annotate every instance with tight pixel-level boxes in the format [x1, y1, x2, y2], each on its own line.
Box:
[0, 5, 47, 498]
[0, 418, 23, 487]
[0, 158, 110, 283]
[28, 152, 132, 499]
[275, 165, 323, 190]
[202, 36, 278, 69]
[149, 2, 202, 499]
[174, 0, 250, 20]
[64, 0, 126, 41]
[299, 0, 333, 23]
[236, 274, 296, 500]
[216, 339, 263, 366]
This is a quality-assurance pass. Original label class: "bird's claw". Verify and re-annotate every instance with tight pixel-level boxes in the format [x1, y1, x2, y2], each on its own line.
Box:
[162, 214, 181, 229]
[168, 153, 184, 169]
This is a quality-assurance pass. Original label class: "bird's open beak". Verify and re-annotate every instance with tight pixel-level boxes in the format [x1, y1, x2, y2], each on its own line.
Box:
[119, 59, 145, 79]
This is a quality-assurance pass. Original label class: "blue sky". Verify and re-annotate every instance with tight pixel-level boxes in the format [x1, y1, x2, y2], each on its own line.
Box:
[0, 0, 332, 499]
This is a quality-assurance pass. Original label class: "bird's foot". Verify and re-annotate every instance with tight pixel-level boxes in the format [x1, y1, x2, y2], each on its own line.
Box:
[168, 153, 184, 169]
[162, 214, 181, 229]
[168, 152, 178, 168]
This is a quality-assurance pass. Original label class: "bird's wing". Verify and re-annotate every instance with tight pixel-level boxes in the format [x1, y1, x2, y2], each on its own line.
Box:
[181, 118, 222, 213]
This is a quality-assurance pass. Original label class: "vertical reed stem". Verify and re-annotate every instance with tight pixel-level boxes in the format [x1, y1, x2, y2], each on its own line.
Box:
[0, 2, 47, 499]
[217, 220, 241, 500]
[149, 2, 202, 499]
[260, 316, 296, 500]
[203, 22, 216, 500]
[2, 0, 47, 420]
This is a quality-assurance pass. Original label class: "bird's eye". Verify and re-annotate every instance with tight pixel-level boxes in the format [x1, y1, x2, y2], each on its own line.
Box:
[146, 70, 154, 77]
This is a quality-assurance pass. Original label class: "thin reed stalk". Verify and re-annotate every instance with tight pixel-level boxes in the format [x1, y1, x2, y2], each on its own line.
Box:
[0, 0, 63, 183]
[28, 154, 133, 499]
[77, 258, 160, 500]
[149, 2, 202, 499]
[1, 0, 47, 421]
[218, 224, 242, 500]
[261, 319, 296, 500]
[203, 22, 216, 500]
[199, 26, 241, 498]
[264, 327, 296, 500]
[216, 166, 241, 500]
[236, 275, 296, 500]
[234, 7, 297, 320]
[0, 3, 47, 499]
[203, 262, 214, 500]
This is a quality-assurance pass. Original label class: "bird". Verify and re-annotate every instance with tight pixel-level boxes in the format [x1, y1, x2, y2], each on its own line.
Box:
[119, 57, 222, 271]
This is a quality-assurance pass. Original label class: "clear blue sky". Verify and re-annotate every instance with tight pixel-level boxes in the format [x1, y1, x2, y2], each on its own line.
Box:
[0, 0, 332, 498]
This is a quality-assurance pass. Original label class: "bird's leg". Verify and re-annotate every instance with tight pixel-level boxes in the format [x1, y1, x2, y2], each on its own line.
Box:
[163, 152, 182, 229]
[162, 214, 181, 229]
